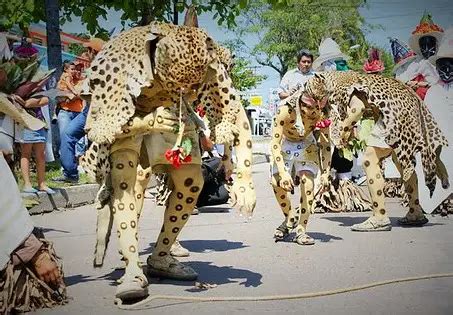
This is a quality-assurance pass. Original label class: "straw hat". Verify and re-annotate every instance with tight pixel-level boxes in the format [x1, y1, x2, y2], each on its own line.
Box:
[83, 38, 106, 52]
[429, 27, 453, 65]
[389, 38, 417, 73]
[408, 12, 444, 56]
[313, 38, 350, 71]
[0, 93, 45, 130]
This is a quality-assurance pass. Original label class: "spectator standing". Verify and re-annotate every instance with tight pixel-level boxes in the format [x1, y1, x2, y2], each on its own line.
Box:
[278, 49, 314, 100]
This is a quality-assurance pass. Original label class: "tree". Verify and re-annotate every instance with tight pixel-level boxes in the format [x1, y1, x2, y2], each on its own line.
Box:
[230, 58, 266, 92]
[42, 1, 244, 37]
[44, 0, 62, 90]
[233, 0, 369, 78]
[0, 0, 35, 31]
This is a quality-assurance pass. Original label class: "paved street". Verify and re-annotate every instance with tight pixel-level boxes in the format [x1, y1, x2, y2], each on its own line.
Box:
[33, 162, 453, 314]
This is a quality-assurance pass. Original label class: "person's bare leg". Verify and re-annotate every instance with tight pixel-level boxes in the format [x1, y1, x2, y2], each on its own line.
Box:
[20, 143, 33, 189]
[34, 143, 48, 190]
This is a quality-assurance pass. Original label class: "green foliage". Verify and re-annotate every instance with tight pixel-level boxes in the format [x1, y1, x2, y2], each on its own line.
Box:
[68, 43, 86, 56]
[0, 0, 35, 30]
[0, 56, 40, 94]
[181, 137, 193, 157]
[339, 118, 374, 161]
[230, 58, 266, 92]
[52, 0, 245, 36]
[233, 0, 370, 78]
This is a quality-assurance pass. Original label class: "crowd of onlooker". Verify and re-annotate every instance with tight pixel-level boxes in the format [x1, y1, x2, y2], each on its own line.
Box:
[0, 35, 104, 193]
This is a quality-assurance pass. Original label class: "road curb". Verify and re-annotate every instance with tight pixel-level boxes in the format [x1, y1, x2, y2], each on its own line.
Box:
[25, 153, 270, 214]
[24, 184, 99, 215]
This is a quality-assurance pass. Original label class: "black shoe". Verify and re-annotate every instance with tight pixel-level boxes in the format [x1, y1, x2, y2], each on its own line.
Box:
[52, 176, 79, 184]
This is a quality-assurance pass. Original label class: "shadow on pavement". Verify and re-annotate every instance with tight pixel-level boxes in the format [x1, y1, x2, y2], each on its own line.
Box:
[322, 216, 445, 228]
[198, 206, 231, 213]
[40, 227, 71, 234]
[65, 268, 124, 287]
[144, 261, 262, 290]
[140, 239, 248, 256]
[308, 232, 343, 242]
[65, 274, 100, 286]
[182, 239, 249, 253]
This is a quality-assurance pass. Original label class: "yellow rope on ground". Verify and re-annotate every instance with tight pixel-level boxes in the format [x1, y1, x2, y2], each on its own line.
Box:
[115, 272, 453, 310]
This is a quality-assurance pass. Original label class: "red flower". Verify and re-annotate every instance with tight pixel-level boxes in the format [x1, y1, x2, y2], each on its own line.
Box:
[165, 148, 192, 168]
[196, 104, 206, 117]
[315, 119, 332, 129]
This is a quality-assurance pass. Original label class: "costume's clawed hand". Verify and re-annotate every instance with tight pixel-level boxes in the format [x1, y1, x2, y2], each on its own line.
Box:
[279, 171, 294, 192]
[228, 174, 256, 220]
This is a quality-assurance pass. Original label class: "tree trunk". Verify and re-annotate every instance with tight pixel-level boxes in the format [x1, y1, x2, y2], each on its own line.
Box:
[44, 0, 62, 89]
[173, 1, 178, 25]
[139, 1, 154, 26]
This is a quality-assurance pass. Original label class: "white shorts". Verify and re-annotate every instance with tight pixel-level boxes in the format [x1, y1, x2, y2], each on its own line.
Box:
[366, 118, 390, 148]
[271, 137, 319, 178]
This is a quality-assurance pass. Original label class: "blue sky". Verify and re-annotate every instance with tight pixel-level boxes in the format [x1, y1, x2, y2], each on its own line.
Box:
[62, 0, 453, 104]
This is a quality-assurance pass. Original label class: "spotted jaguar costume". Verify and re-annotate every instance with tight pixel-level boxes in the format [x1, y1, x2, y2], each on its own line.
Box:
[270, 89, 331, 245]
[301, 71, 448, 231]
[80, 21, 255, 301]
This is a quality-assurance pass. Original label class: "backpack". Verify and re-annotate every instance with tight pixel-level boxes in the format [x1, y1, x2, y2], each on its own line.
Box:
[197, 156, 229, 207]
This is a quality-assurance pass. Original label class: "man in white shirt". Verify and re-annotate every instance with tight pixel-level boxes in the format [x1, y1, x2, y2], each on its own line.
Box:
[278, 49, 314, 100]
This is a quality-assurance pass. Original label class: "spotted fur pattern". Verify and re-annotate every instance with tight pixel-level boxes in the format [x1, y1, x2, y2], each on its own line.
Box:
[304, 71, 448, 195]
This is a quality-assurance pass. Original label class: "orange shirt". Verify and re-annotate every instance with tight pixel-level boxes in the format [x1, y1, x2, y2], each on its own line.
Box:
[57, 72, 83, 113]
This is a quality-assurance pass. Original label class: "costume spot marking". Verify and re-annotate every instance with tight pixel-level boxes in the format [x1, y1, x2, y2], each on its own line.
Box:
[176, 204, 183, 211]
[170, 216, 177, 222]
[120, 182, 128, 190]
[184, 178, 194, 187]
[118, 203, 125, 210]
[190, 186, 200, 193]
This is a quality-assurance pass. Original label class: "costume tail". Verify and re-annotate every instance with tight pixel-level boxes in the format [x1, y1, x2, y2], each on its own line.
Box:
[417, 99, 448, 196]
[93, 180, 114, 267]
[79, 142, 111, 184]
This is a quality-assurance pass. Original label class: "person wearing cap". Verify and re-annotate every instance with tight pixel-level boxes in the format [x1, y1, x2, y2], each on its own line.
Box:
[54, 61, 86, 183]
[0, 93, 67, 313]
[54, 38, 105, 183]
[417, 27, 453, 216]
[397, 12, 444, 99]
[278, 49, 314, 100]
[81, 37, 105, 63]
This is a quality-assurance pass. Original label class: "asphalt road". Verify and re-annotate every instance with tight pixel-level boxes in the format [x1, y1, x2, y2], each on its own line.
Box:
[33, 162, 453, 314]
